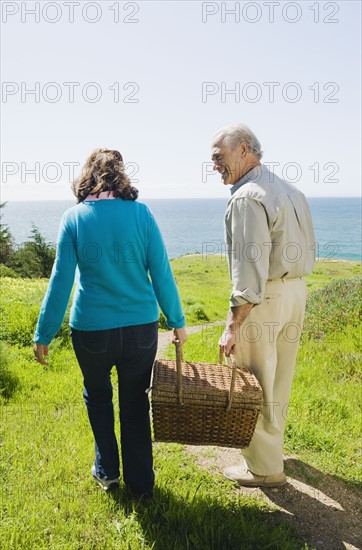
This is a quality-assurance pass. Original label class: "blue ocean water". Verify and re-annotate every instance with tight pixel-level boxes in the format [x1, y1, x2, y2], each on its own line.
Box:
[2, 197, 361, 262]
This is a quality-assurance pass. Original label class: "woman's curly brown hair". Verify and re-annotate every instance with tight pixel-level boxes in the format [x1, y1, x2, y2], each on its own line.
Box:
[72, 148, 138, 203]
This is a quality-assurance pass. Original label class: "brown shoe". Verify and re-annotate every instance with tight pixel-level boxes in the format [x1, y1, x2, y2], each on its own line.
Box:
[223, 465, 287, 487]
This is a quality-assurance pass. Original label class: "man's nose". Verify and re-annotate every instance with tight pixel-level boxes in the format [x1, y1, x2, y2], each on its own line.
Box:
[213, 160, 220, 171]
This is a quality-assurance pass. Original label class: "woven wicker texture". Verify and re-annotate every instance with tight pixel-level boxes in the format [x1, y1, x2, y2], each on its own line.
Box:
[152, 352, 263, 448]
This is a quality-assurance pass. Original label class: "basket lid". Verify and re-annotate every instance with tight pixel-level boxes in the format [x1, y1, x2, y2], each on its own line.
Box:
[152, 359, 263, 406]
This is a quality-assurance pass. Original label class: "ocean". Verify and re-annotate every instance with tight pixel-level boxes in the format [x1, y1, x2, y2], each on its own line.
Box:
[1, 198, 361, 262]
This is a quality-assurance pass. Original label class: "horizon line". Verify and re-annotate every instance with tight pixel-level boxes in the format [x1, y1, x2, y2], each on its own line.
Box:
[2, 196, 361, 202]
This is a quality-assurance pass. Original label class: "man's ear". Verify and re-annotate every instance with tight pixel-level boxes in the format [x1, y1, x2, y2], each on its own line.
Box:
[238, 141, 248, 156]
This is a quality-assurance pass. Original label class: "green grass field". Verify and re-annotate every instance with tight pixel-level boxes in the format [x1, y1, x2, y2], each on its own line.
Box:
[0, 258, 361, 549]
[170, 255, 361, 325]
[1, 346, 308, 549]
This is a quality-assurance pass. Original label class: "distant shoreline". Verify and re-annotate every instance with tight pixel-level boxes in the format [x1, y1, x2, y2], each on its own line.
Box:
[175, 253, 361, 264]
[3, 198, 361, 262]
[2, 196, 361, 203]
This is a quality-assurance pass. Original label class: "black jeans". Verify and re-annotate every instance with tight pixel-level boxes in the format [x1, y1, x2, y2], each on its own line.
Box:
[71, 321, 158, 495]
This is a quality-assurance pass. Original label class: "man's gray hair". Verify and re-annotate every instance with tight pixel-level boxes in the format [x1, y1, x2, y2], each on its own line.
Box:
[213, 124, 263, 160]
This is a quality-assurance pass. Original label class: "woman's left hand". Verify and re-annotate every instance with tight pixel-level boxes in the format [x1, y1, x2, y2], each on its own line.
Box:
[172, 327, 187, 346]
[33, 343, 49, 365]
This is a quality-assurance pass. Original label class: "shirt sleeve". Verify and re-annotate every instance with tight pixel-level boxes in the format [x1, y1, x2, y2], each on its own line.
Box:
[228, 198, 270, 307]
[34, 214, 77, 344]
[146, 213, 185, 328]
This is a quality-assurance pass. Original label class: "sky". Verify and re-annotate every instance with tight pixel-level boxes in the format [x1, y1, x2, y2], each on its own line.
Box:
[1, 0, 361, 201]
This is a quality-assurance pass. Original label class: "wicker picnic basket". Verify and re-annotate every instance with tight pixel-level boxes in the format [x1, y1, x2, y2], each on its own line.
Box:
[151, 344, 263, 448]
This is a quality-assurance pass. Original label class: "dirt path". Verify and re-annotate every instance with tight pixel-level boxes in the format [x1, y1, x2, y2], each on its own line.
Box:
[156, 322, 224, 359]
[155, 328, 362, 550]
[186, 446, 362, 550]
[156, 325, 206, 358]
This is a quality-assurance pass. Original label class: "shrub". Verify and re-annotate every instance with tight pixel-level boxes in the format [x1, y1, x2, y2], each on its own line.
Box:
[0, 264, 19, 278]
[302, 277, 361, 342]
[0, 303, 41, 346]
[158, 311, 169, 330]
[0, 278, 71, 347]
[8, 225, 55, 278]
[0, 202, 14, 264]
[186, 304, 210, 323]
[0, 342, 20, 401]
[193, 307, 209, 322]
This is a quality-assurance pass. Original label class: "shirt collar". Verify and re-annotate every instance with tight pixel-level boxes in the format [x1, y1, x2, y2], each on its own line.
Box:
[84, 191, 117, 201]
[230, 165, 262, 195]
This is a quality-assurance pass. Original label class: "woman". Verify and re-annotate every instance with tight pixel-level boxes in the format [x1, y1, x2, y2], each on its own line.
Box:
[33, 148, 187, 497]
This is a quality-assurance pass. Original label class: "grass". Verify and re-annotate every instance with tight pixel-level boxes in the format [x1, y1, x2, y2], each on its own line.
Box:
[0, 257, 360, 343]
[170, 255, 361, 325]
[284, 327, 361, 485]
[0, 258, 361, 548]
[1, 345, 307, 549]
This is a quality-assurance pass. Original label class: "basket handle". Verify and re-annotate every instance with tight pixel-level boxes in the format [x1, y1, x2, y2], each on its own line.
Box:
[175, 343, 237, 410]
[175, 341, 184, 405]
[219, 348, 237, 411]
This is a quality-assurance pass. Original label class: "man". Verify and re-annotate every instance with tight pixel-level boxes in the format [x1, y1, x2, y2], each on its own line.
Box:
[212, 124, 315, 487]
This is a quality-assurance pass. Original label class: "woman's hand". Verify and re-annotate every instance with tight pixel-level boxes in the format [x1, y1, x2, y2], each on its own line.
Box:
[33, 343, 49, 365]
[172, 327, 187, 346]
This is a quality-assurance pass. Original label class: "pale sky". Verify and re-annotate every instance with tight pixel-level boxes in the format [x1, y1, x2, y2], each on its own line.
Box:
[1, 0, 361, 201]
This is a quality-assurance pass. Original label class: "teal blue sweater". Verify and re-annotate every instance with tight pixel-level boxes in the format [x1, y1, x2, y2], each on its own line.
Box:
[34, 199, 185, 344]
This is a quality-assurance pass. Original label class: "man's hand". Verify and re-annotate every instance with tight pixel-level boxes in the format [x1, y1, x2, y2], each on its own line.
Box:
[219, 329, 237, 357]
[33, 343, 49, 365]
[219, 303, 254, 357]
[172, 327, 187, 346]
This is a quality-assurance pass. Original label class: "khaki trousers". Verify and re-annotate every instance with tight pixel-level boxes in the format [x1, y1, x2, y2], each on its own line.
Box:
[233, 278, 307, 475]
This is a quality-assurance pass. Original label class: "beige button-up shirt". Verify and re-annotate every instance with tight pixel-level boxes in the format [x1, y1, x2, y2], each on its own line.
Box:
[225, 165, 316, 307]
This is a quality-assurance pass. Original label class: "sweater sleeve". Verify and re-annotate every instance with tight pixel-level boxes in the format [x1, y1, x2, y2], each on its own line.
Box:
[146, 212, 185, 328]
[34, 213, 77, 344]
